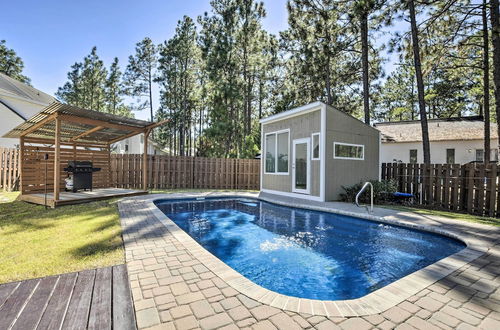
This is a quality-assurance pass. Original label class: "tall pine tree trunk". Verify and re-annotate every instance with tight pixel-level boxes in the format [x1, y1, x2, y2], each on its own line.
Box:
[408, 0, 431, 164]
[484, 0, 491, 163]
[360, 11, 370, 124]
[491, 0, 500, 155]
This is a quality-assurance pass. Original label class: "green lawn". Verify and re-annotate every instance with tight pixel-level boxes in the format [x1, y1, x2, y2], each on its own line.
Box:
[382, 204, 500, 227]
[0, 189, 257, 284]
[0, 192, 124, 284]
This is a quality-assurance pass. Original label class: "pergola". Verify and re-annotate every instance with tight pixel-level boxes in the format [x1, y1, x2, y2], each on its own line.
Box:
[3, 102, 167, 207]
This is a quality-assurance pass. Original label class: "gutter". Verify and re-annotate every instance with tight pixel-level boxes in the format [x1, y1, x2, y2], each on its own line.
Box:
[0, 99, 27, 121]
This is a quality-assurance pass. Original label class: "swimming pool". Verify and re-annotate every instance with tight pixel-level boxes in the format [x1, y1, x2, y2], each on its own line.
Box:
[155, 197, 465, 300]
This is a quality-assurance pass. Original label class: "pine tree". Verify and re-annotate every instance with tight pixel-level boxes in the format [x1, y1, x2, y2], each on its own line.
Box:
[491, 0, 500, 152]
[124, 38, 158, 122]
[56, 47, 131, 116]
[81, 47, 107, 111]
[0, 40, 30, 84]
[279, 0, 382, 118]
[156, 16, 201, 156]
[106, 57, 132, 117]
[198, 0, 272, 157]
[408, 0, 431, 163]
[56, 47, 108, 111]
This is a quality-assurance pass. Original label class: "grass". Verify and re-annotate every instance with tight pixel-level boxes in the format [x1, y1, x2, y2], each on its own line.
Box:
[0, 192, 124, 284]
[382, 204, 500, 227]
[0, 188, 257, 284]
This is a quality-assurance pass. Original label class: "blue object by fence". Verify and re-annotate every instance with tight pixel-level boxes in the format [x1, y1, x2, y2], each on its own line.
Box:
[394, 192, 413, 198]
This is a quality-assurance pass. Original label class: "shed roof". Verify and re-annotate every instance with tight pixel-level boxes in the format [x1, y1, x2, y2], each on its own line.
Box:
[3, 102, 155, 144]
[375, 116, 497, 143]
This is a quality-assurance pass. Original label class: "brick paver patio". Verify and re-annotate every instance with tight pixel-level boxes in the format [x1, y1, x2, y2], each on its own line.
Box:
[119, 192, 500, 329]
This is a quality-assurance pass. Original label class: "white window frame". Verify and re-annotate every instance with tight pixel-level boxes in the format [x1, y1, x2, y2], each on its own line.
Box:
[264, 129, 290, 175]
[333, 142, 365, 160]
[311, 132, 320, 160]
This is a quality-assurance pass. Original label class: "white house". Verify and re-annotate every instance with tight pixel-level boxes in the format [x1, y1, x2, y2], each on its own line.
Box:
[113, 134, 166, 155]
[375, 117, 498, 164]
[0, 73, 55, 147]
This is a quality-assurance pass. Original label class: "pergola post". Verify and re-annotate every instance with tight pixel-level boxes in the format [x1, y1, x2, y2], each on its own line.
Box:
[53, 117, 61, 202]
[143, 130, 151, 191]
[19, 136, 24, 194]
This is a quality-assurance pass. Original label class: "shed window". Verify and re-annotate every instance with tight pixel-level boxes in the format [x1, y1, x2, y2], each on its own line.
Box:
[409, 149, 417, 163]
[334, 142, 364, 160]
[277, 132, 289, 172]
[265, 134, 276, 173]
[312, 133, 320, 160]
[265, 130, 289, 174]
[446, 149, 455, 164]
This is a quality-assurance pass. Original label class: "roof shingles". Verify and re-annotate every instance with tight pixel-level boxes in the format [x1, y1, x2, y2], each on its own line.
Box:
[375, 118, 497, 143]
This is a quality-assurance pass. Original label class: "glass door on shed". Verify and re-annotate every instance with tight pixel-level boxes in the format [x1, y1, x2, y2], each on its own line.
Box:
[292, 138, 310, 194]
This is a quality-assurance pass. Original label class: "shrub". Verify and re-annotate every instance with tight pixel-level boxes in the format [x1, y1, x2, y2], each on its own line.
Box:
[339, 179, 397, 204]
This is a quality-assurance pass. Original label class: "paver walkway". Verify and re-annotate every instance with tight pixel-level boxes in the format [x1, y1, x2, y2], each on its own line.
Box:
[0, 265, 136, 330]
[119, 192, 500, 330]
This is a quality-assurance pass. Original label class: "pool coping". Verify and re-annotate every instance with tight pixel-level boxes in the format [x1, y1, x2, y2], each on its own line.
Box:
[140, 192, 488, 317]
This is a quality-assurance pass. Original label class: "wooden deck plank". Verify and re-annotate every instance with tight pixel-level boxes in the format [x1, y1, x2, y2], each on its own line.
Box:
[61, 269, 96, 329]
[0, 279, 39, 328]
[88, 267, 112, 330]
[19, 188, 147, 207]
[36, 272, 77, 330]
[0, 282, 19, 309]
[1, 266, 135, 330]
[11, 276, 58, 330]
[112, 265, 136, 330]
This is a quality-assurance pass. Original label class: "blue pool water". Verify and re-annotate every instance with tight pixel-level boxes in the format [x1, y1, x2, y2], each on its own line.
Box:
[155, 198, 465, 300]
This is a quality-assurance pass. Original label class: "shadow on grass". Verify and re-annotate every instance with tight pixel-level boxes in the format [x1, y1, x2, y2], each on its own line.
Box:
[70, 234, 123, 258]
[0, 199, 120, 235]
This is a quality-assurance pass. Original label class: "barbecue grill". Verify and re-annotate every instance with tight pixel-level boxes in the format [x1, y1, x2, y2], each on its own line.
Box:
[63, 161, 101, 192]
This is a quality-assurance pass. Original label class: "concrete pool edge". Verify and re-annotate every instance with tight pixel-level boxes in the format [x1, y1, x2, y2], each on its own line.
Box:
[138, 192, 488, 317]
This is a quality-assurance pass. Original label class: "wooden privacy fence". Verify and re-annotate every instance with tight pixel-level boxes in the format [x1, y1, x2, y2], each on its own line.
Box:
[1, 148, 19, 191]
[110, 155, 260, 190]
[382, 162, 500, 217]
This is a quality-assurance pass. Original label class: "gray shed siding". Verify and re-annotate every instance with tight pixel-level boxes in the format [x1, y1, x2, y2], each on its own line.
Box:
[325, 105, 380, 200]
[261, 109, 321, 197]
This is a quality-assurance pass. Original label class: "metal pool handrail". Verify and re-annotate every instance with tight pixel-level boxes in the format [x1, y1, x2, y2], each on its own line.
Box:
[355, 181, 373, 214]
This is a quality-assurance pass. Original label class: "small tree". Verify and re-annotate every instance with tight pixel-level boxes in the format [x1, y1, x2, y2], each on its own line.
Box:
[124, 37, 158, 122]
[0, 40, 30, 84]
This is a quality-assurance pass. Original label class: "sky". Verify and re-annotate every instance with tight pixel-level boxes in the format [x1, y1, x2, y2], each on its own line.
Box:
[1, 0, 400, 121]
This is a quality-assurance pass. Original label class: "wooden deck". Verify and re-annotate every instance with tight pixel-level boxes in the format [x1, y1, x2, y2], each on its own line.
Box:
[19, 188, 147, 207]
[0, 265, 136, 330]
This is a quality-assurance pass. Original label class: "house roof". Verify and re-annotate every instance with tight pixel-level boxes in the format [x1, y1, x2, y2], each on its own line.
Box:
[375, 116, 497, 143]
[0, 72, 55, 105]
[3, 102, 157, 145]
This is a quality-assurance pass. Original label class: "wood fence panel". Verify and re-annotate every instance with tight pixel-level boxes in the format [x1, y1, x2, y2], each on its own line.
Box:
[382, 162, 500, 217]
[108, 154, 259, 191]
[0, 148, 20, 191]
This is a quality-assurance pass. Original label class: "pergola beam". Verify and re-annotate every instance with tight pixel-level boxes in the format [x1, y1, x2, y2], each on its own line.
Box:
[20, 113, 58, 137]
[70, 126, 104, 142]
[146, 119, 169, 131]
[143, 128, 151, 191]
[58, 114, 144, 133]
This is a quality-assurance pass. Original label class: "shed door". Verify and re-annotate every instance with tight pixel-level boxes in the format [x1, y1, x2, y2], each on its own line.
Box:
[292, 138, 310, 194]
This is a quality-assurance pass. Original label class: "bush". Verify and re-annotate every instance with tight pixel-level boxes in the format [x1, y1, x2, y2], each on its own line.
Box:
[339, 179, 397, 204]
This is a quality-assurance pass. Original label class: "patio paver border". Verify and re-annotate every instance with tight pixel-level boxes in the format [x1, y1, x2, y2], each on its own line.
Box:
[133, 191, 490, 317]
